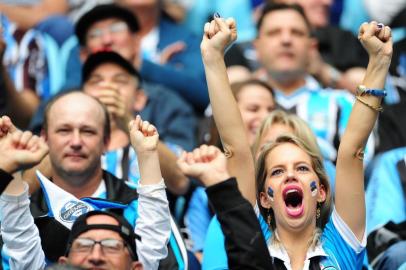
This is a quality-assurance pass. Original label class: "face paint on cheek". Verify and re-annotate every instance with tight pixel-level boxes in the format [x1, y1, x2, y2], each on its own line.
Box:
[310, 181, 317, 197]
[267, 187, 274, 201]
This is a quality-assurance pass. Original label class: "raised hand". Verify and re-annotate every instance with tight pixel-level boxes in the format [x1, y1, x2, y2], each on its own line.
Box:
[86, 82, 133, 132]
[200, 15, 237, 58]
[0, 127, 48, 174]
[358, 22, 392, 60]
[0, 115, 17, 138]
[129, 115, 159, 154]
[177, 145, 230, 187]
[160, 41, 186, 64]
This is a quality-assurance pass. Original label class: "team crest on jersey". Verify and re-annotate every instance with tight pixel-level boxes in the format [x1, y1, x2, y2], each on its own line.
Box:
[60, 200, 91, 222]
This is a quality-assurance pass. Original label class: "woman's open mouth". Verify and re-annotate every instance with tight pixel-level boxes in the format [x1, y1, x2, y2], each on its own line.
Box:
[283, 185, 304, 218]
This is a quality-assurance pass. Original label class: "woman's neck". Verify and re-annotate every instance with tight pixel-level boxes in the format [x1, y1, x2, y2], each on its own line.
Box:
[274, 224, 316, 270]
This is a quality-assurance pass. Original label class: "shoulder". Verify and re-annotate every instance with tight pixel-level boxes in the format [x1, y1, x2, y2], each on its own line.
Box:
[322, 208, 366, 253]
[103, 170, 139, 204]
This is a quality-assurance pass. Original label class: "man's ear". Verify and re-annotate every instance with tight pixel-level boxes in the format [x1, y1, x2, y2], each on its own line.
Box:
[40, 128, 49, 142]
[132, 261, 144, 270]
[133, 89, 147, 112]
[58, 256, 69, 264]
[309, 37, 318, 51]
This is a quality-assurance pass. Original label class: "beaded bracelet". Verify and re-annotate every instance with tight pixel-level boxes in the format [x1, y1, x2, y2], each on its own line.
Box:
[356, 85, 387, 97]
[355, 95, 383, 112]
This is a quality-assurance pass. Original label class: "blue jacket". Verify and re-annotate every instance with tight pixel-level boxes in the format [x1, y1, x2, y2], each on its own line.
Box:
[140, 15, 209, 113]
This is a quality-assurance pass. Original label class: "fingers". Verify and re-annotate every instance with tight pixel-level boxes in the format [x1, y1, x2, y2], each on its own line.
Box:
[131, 115, 157, 137]
[31, 137, 49, 161]
[381, 25, 392, 42]
[7, 129, 46, 154]
[188, 145, 220, 164]
[129, 115, 140, 132]
[160, 41, 186, 64]
[203, 22, 210, 40]
[208, 19, 219, 39]
[26, 133, 39, 151]
[0, 115, 17, 137]
[19, 131, 34, 149]
[358, 21, 392, 42]
[225, 17, 236, 29]
[141, 120, 157, 136]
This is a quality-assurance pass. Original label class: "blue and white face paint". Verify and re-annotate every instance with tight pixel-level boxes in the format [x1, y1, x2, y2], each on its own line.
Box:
[267, 187, 274, 201]
[310, 181, 317, 197]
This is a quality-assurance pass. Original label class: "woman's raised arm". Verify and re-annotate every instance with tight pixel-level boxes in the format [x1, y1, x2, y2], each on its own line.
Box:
[335, 22, 392, 240]
[200, 17, 256, 204]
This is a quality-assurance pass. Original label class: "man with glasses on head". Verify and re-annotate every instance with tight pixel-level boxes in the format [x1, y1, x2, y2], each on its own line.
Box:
[59, 210, 143, 270]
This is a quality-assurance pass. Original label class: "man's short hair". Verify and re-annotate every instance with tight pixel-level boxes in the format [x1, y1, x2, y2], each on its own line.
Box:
[42, 91, 111, 144]
[256, 3, 313, 34]
[82, 51, 142, 86]
[65, 210, 139, 261]
[75, 4, 140, 46]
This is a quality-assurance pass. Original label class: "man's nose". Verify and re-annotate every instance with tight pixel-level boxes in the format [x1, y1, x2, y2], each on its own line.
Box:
[70, 130, 82, 147]
[87, 243, 106, 265]
[280, 31, 292, 45]
[101, 31, 113, 45]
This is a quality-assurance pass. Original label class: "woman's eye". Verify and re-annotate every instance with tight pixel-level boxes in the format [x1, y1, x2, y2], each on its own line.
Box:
[271, 169, 283, 176]
[297, 165, 309, 172]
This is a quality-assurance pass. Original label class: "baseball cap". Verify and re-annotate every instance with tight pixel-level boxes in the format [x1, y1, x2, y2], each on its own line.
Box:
[66, 210, 139, 260]
[75, 4, 139, 46]
[82, 50, 142, 84]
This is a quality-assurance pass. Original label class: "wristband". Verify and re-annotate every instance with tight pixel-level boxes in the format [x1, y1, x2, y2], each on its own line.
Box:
[356, 85, 387, 97]
[0, 168, 14, 195]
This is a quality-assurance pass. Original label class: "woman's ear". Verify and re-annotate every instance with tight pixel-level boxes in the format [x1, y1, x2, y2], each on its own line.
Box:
[318, 184, 327, 203]
[260, 191, 272, 209]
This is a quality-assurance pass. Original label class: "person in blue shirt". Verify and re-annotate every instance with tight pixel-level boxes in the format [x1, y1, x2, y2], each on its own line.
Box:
[0, 92, 187, 269]
[198, 7, 392, 269]
[186, 108, 337, 262]
[78, 2, 208, 113]
[81, 51, 192, 194]
[115, 0, 209, 113]
[254, 3, 375, 165]
[365, 147, 406, 269]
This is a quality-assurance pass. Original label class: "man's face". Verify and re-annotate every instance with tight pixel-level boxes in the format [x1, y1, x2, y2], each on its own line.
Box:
[83, 63, 140, 114]
[84, 18, 139, 62]
[45, 93, 106, 181]
[60, 215, 142, 270]
[255, 9, 312, 79]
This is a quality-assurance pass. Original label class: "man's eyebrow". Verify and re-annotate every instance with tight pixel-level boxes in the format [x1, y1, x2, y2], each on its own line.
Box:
[87, 73, 103, 80]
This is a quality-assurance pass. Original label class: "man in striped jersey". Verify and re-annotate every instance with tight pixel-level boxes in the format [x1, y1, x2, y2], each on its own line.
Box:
[254, 3, 375, 163]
